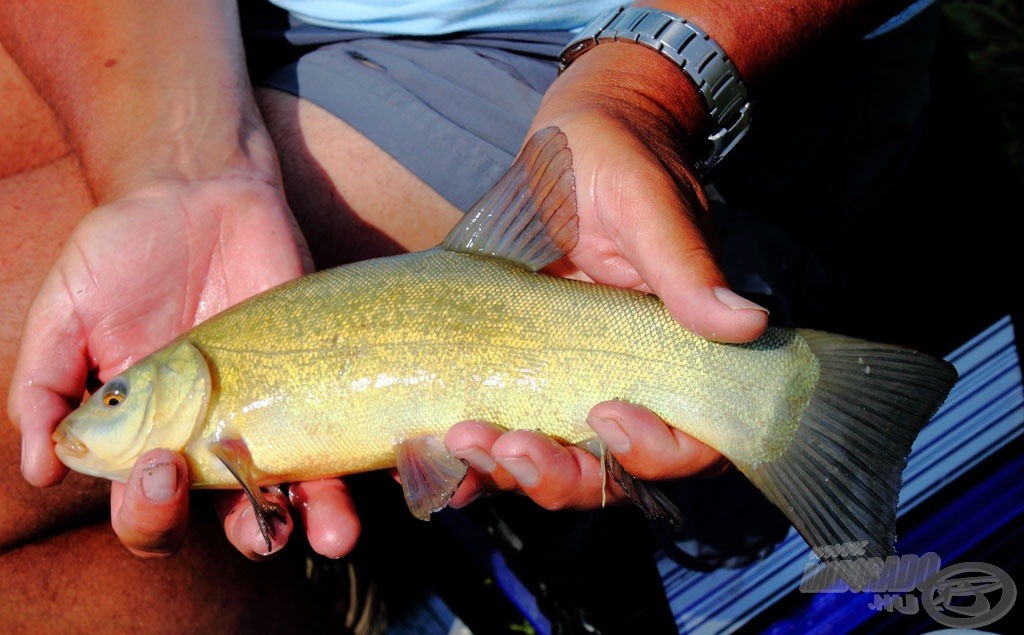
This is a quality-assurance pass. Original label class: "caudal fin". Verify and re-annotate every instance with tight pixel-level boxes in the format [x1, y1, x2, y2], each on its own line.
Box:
[736, 330, 957, 564]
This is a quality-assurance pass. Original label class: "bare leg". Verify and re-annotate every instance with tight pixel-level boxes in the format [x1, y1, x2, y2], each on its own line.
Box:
[0, 41, 105, 550]
[0, 44, 334, 633]
[256, 87, 464, 269]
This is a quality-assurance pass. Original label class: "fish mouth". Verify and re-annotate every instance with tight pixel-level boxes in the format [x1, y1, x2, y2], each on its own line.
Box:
[52, 424, 88, 458]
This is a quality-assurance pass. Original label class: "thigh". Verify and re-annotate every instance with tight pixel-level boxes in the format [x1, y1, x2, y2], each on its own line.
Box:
[0, 516, 335, 633]
[0, 46, 101, 549]
[0, 50, 340, 635]
[0, 42, 68, 179]
[258, 87, 463, 269]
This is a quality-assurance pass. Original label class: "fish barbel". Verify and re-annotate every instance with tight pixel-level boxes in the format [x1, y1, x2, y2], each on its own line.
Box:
[52, 128, 957, 564]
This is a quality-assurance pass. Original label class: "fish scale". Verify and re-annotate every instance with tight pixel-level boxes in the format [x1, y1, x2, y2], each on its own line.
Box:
[178, 247, 813, 485]
[53, 128, 957, 573]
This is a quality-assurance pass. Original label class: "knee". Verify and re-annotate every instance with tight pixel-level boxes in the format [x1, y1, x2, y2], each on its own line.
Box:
[0, 44, 71, 179]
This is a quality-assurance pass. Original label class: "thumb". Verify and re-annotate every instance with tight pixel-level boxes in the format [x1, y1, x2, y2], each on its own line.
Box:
[110, 449, 190, 558]
[609, 169, 768, 343]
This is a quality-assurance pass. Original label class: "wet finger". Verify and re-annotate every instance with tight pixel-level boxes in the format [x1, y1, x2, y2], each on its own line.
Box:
[110, 449, 190, 558]
[214, 487, 292, 560]
[288, 478, 360, 559]
[587, 401, 731, 481]
[490, 429, 625, 510]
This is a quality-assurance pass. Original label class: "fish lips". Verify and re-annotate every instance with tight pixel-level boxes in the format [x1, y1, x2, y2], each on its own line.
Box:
[52, 422, 89, 459]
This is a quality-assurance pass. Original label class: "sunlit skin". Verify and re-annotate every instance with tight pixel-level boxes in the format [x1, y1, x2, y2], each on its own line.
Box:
[4, 0, 915, 565]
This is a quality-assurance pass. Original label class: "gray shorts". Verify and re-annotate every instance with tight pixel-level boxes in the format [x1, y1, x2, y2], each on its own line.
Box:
[244, 8, 567, 212]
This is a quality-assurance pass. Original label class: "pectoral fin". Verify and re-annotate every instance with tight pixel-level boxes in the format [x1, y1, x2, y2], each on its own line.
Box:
[209, 437, 287, 552]
[395, 435, 469, 520]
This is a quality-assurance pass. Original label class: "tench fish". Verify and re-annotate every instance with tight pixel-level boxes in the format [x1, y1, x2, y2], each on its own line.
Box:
[52, 127, 957, 567]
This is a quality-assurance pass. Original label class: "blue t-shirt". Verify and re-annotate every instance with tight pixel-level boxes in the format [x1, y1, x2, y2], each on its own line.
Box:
[266, 0, 623, 35]
[268, 0, 936, 38]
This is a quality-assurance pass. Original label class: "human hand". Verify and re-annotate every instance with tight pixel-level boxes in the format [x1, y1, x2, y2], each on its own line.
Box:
[446, 402, 730, 512]
[447, 43, 768, 513]
[8, 177, 358, 559]
[536, 47, 769, 343]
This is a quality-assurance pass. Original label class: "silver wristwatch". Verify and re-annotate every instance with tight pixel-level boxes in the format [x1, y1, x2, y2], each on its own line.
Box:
[559, 6, 752, 175]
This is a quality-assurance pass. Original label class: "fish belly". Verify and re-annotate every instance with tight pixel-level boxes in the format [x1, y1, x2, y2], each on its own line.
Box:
[186, 249, 816, 485]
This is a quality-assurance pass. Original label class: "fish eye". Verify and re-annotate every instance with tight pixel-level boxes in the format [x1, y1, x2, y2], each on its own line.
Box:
[101, 381, 129, 407]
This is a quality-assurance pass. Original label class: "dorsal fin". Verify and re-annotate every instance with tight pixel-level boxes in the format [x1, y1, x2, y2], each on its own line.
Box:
[441, 126, 578, 271]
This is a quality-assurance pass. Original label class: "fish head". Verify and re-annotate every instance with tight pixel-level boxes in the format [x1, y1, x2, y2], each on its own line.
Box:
[53, 340, 212, 481]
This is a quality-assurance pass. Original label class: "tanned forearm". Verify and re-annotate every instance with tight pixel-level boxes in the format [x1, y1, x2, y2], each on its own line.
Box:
[638, 1, 912, 89]
[547, 1, 915, 167]
[0, 0, 275, 203]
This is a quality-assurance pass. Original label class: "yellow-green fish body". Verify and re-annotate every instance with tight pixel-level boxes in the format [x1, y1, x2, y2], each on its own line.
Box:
[180, 248, 813, 487]
[53, 128, 957, 565]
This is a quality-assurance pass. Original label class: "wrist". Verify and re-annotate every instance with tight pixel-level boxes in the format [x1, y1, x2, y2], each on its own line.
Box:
[634, 2, 751, 68]
[559, 6, 751, 174]
[546, 37, 713, 170]
[85, 83, 281, 203]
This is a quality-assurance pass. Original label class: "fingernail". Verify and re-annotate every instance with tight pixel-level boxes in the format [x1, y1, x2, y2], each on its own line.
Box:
[497, 457, 540, 488]
[713, 287, 769, 314]
[588, 416, 631, 454]
[237, 506, 275, 556]
[141, 461, 177, 502]
[288, 484, 309, 510]
[454, 446, 497, 474]
[20, 437, 29, 481]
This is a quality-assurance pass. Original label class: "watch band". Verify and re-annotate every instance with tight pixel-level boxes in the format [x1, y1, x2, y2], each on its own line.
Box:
[559, 6, 752, 175]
